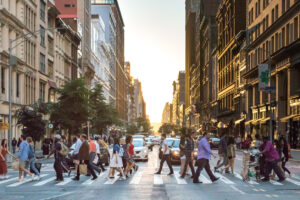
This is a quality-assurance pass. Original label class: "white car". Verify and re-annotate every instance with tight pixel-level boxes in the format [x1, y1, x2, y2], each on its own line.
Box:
[132, 139, 149, 161]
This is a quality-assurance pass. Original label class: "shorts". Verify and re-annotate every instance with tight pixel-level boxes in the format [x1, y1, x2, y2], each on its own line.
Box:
[19, 161, 25, 168]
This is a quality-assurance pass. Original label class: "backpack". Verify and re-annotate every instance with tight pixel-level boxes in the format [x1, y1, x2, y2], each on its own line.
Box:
[59, 142, 69, 157]
[28, 145, 34, 159]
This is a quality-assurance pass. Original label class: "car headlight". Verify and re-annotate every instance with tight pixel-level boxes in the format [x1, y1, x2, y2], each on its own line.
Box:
[172, 151, 180, 156]
[143, 149, 147, 153]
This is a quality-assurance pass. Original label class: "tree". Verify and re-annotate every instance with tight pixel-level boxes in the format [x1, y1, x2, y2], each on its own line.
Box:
[158, 123, 174, 135]
[50, 79, 89, 140]
[126, 123, 139, 135]
[136, 117, 152, 133]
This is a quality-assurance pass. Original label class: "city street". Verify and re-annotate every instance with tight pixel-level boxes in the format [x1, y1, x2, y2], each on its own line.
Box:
[1, 146, 300, 200]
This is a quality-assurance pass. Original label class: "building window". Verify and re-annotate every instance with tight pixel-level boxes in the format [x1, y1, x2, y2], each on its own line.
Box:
[40, 26, 45, 47]
[286, 23, 290, 45]
[275, 5, 278, 20]
[294, 17, 299, 41]
[39, 81, 45, 102]
[39, 53, 46, 73]
[271, 8, 275, 23]
[16, 73, 20, 98]
[40, 0, 45, 21]
[286, 0, 290, 9]
[282, 0, 285, 14]
[49, 89, 55, 103]
[258, 0, 261, 15]
[266, 15, 269, 28]
[1, 67, 5, 94]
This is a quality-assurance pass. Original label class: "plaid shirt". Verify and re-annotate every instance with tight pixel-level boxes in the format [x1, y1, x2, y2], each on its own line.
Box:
[184, 139, 194, 157]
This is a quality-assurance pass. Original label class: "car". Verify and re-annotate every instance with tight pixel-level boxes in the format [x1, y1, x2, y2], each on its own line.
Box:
[145, 137, 154, 151]
[132, 139, 149, 161]
[209, 137, 220, 149]
[133, 135, 146, 141]
[159, 138, 181, 164]
[151, 136, 161, 145]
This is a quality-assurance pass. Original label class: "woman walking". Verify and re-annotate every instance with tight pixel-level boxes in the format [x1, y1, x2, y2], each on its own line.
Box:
[0, 139, 16, 179]
[125, 136, 138, 176]
[221, 136, 236, 174]
[106, 138, 126, 180]
[24, 137, 41, 180]
[280, 137, 291, 177]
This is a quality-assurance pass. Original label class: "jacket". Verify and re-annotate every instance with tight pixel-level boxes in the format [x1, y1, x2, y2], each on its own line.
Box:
[78, 141, 90, 160]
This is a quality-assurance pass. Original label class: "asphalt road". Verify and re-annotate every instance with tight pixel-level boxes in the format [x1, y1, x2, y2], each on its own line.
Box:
[1, 146, 300, 200]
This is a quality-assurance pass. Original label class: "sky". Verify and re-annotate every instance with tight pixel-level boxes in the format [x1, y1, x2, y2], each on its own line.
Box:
[118, 0, 185, 123]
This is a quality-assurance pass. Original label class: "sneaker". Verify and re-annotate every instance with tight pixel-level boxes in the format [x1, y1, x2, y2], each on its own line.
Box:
[154, 172, 161, 175]
[31, 175, 35, 181]
[121, 176, 126, 180]
[168, 172, 174, 175]
[135, 165, 139, 172]
[72, 177, 80, 181]
[91, 176, 98, 181]
[212, 177, 220, 182]
[109, 176, 115, 179]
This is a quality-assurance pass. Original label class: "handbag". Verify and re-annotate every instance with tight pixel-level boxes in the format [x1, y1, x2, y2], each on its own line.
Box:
[79, 164, 87, 175]
[11, 161, 19, 170]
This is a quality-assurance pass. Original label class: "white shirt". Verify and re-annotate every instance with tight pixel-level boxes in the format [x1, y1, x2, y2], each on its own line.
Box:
[162, 139, 170, 155]
[74, 138, 82, 154]
[94, 140, 100, 154]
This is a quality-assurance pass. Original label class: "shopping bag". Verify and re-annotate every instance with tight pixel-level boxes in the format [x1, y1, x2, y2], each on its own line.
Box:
[11, 161, 19, 170]
[93, 155, 98, 164]
[79, 164, 87, 175]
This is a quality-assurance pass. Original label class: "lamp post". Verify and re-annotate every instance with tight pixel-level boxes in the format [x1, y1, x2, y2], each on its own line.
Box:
[8, 27, 65, 152]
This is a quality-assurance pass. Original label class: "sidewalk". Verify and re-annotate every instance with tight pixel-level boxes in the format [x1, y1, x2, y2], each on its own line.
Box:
[291, 149, 300, 162]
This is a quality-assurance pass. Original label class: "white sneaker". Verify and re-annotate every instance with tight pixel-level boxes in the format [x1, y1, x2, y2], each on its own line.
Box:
[18, 178, 23, 182]
[121, 176, 126, 180]
[31, 175, 35, 181]
[37, 175, 41, 181]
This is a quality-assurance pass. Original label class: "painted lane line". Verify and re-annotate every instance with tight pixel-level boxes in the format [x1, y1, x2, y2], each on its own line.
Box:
[215, 173, 235, 184]
[0, 177, 18, 184]
[285, 178, 300, 186]
[253, 189, 259, 192]
[56, 178, 72, 186]
[233, 172, 259, 185]
[174, 173, 187, 185]
[200, 174, 212, 184]
[130, 171, 143, 185]
[260, 189, 266, 192]
[7, 174, 48, 187]
[104, 176, 119, 184]
[269, 180, 283, 185]
[33, 177, 56, 186]
[154, 174, 163, 185]
[230, 185, 246, 195]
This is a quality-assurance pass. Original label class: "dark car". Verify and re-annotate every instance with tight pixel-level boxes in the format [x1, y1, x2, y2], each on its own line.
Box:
[209, 137, 220, 149]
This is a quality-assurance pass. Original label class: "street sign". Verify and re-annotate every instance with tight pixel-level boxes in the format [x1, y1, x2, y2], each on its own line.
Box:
[259, 64, 269, 92]
[49, 123, 53, 129]
[0, 122, 9, 130]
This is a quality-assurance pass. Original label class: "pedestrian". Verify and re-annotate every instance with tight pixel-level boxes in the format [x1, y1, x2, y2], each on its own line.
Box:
[214, 132, 229, 173]
[73, 134, 97, 181]
[18, 135, 34, 182]
[17, 138, 21, 149]
[48, 135, 64, 182]
[87, 137, 101, 176]
[221, 136, 235, 174]
[0, 139, 17, 179]
[12, 138, 17, 154]
[254, 134, 263, 148]
[180, 132, 196, 178]
[179, 134, 189, 176]
[72, 135, 82, 174]
[61, 135, 67, 146]
[260, 136, 285, 182]
[106, 137, 126, 180]
[279, 137, 291, 177]
[193, 132, 219, 183]
[24, 137, 41, 180]
[121, 137, 128, 174]
[235, 135, 241, 150]
[96, 138, 106, 171]
[155, 134, 174, 175]
[125, 135, 138, 177]
[271, 139, 284, 180]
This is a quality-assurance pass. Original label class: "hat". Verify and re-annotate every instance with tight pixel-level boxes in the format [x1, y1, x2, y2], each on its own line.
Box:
[55, 134, 61, 139]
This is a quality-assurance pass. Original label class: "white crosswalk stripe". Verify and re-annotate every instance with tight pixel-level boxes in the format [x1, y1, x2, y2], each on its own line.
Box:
[233, 172, 259, 185]
[285, 178, 300, 186]
[200, 174, 212, 184]
[33, 177, 56, 186]
[130, 170, 143, 184]
[104, 176, 120, 184]
[56, 178, 73, 186]
[215, 172, 235, 184]
[174, 173, 187, 184]
[269, 180, 283, 185]
[0, 177, 18, 185]
[7, 174, 48, 187]
[154, 174, 163, 185]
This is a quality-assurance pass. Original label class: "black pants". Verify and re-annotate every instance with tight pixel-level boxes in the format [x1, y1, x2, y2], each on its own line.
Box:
[282, 160, 291, 175]
[54, 158, 63, 181]
[194, 158, 217, 182]
[76, 160, 97, 179]
[87, 152, 101, 175]
[265, 159, 285, 180]
[181, 156, 195, 178]
[157, 154, 173, 173]
[97, 154, 105, 171]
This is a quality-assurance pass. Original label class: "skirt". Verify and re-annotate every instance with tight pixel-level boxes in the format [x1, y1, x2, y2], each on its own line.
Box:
[0, 161, 7, 175]
[110, 154, 123, 168]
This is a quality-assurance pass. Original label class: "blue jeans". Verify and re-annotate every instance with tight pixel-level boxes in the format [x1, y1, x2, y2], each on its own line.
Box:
[24, 158, 39, 177]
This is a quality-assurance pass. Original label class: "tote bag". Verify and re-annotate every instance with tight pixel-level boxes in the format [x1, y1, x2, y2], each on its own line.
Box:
[79, 164, 87, 175]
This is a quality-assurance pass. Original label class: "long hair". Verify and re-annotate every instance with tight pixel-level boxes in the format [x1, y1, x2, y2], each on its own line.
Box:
[1, 139, 7, 148]
[126, 135, 132, 144]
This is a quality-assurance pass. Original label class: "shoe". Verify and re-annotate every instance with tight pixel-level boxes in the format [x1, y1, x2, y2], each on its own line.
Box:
[130, 169, 132, 175]
[212, 177, 220, 182]
[37, 175, 41, 181]
[68, 170, 71, 177]
[98, 170, 101, 176]
[168, 172, 174, 175]
[109, 176, 115, 179]
[214, 167, 217, 172]
[72, 177, 79, 181]
[18, 178, 23, 182]
[86, 174, 91, 177]
[118, 173, 122, 176]
[278, 178, 285, 182]
[135, 165, 139, 172]
[126, 175, 129, 178]
[179, 176, 185, 179]
[154, 172, 161, 175]
[55, 179, 64, 183]
[31, 175, 35, 181]
[261, 178, 270, 182]
[91, 176, 98, 181]
[121, 176, 126, 180]
[193, 180, 203, 184]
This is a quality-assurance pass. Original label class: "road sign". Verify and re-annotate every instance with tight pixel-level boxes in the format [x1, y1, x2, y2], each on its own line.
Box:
[0, 122, 9, 130]
[49, 123, 53, 129]
[259, 64, 269, 92]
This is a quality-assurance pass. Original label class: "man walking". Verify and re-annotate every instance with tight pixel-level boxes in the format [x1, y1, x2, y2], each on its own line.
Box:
[260, 137, 285, 182]
[12, 138, 17, 154]
[214, 132, 228, 172]
[73, 134, 97, 181]
[180, 132, 195, 178]
[18, 135, 34, 182]
[155, 134, 174, 175]
[193, 132, 219, 184]
[86, 137, 101, 176]
[48, 135, 64, 182]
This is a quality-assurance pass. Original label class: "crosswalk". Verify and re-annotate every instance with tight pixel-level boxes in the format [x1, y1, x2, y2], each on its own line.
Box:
[2, 168, 300, 188]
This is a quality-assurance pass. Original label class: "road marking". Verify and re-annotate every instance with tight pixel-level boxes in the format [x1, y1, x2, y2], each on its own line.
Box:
[56, 178, 72, 186]
[230, 185, 245, 195]
[200, 174, 212, 184]
[233, 172, 243, 180]
[292, 175, 300, 180]
[266, 194, 271, 198]
[0, 177, 18, 184]
[269, 180, 283, 185]
[130, 170, 143, 184]
[33, 177, 56, 186]
[7, 174, 48, 187]
[285, 178, 300, 186]
[272, 195, 279, 198]
[174, 173, 187, 184]
[154, 174, 163, 185]
[260, 189, 266, 192]
[248, 180, 259, 185]
[253, 189, 259, 192]
[104, 176, 119, 184]
[215, 173, 235, 184]
[40, 192, 73, 200]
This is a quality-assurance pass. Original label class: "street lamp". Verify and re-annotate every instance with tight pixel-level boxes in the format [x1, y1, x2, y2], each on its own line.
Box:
[8, 27, 65, 152]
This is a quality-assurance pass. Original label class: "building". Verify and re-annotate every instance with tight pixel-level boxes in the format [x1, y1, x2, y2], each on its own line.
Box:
[134, 79, 146, 119]
[216, 0, 246, 127]
[55, 0, 95, 86]
[125, 62, 136, 124]
[244, 0, 300, 147]
[162, 103, 173, 124]
[172, 71, 185, 126]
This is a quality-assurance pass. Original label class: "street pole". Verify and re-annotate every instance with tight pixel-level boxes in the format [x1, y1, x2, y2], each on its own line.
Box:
[8, 41, 12, 153]
[268, 41, 273, 143]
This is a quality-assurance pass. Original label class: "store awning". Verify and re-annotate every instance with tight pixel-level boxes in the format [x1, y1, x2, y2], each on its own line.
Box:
[280, 114, 299, 122]
[235, 118, 245, 125]
[261, 117, 270, 124]
[48, 80, 57, 89]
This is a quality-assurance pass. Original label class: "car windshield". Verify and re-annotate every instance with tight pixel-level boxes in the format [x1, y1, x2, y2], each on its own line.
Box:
[166, 139, 180, 148]
[133, 140, 144, 147]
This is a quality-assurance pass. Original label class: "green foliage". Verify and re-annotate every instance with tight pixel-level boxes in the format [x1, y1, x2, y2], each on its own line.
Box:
[136, 117, 152, 133]
[126, 123, 139, 135]
[158, 123, 174, 134]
